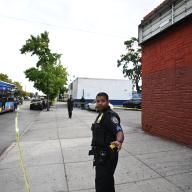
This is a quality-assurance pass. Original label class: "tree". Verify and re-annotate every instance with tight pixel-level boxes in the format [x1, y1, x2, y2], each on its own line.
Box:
[29, 92, 34, 98]
[13, 81, 23, 91]
[0, 73, 12, 83]
[59, 86, 68, 95]
[117, 37, 142, 93]
[20, 31, 68, 110]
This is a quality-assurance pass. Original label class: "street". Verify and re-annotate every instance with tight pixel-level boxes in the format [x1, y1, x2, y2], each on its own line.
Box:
[0, 0, 191, 191]
[0, 102, 191, 192]
[0, 102, 142, 156]
[116, 109, 141, 131]
[0, 101, 40, 156]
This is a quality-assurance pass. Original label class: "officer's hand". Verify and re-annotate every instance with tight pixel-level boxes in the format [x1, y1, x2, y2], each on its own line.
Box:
[111, 141, 122, 151]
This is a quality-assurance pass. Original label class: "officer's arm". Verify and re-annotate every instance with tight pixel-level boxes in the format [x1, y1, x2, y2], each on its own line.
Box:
[109, 115, 124, 151]
[117, 131, 124, 144]
[112, 131, 124, 151]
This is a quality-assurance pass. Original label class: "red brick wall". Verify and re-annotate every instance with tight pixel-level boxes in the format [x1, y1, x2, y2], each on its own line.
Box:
[141, 18, 192, 146]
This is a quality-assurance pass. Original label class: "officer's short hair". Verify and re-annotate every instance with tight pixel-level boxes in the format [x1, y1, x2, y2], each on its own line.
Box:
[96, 92, 109, 101]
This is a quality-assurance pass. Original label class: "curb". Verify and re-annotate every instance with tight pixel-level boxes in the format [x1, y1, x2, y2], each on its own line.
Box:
[114, 106, 141, 111]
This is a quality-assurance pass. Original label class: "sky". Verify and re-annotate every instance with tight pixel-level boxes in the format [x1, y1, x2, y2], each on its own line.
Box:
[0, 0, 164, 93]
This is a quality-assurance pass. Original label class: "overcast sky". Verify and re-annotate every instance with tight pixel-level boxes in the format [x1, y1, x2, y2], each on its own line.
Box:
[0, 0, 164, 93]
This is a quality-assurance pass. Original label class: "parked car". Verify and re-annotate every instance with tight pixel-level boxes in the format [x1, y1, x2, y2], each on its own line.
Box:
[123, 93, 142, 109]
[30, 99, 43, 110]
[24, 96, 31, 101]
[87, 100, 114, 111]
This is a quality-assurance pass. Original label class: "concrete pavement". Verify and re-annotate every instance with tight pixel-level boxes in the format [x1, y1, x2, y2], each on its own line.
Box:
[0, 102, 192, 192]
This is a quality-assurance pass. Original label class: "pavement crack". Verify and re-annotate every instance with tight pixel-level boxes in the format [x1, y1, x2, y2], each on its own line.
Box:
[55, 106, 70, 192]
[123, 148, 186, 192]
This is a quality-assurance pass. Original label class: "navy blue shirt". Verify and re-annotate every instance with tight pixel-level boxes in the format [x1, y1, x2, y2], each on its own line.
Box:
[97, 107, 123, 138]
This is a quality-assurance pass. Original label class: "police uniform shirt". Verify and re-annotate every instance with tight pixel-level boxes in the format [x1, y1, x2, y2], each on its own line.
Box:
[96, 107, 123, 143]
[107, 111, 123, 135]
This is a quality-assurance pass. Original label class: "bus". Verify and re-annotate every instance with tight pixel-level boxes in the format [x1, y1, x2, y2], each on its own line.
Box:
[0, 81, 17, 113]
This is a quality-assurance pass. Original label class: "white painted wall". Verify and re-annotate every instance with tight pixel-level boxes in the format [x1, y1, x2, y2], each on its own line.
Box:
[70, 78, 132, 100]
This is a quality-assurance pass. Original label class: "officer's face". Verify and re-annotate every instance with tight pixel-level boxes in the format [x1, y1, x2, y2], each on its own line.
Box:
[96, 96, 109, 110]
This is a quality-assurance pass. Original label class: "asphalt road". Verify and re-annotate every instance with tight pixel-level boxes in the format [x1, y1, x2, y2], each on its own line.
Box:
[0, 101, 40, 156]
[115, 109, 141, 130]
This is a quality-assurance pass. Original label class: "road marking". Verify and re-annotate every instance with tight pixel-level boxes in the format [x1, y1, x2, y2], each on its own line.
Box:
[15, 111, 31, 192]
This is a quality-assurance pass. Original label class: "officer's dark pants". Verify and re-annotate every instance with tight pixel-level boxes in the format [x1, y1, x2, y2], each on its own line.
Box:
[95, 152, 118, 192]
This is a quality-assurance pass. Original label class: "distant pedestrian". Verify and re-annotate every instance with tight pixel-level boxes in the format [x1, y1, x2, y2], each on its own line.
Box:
[67, 95, 74, 119]
[14, 97, 18, 110]
[42, 99, 46, 110]
[44, 97, 49, 111]
[80, 96, 85, 109]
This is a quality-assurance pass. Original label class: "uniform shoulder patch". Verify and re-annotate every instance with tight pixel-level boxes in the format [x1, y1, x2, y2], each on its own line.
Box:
[111, 116, 119, 124]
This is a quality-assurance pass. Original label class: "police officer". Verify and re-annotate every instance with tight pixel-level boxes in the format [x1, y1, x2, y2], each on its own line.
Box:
[89, 92, 124, 192]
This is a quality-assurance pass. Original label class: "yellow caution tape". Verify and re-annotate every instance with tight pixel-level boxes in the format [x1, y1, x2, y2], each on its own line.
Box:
[15, 111, 31, 192]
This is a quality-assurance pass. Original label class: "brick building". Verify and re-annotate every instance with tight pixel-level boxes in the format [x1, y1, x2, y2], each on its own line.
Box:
[138, 0, 192, 145]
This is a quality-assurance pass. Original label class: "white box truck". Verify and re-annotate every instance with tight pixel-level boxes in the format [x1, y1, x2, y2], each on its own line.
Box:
[68, 77, 132, 106]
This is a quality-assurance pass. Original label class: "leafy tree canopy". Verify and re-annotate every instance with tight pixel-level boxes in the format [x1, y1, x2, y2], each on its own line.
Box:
[117, 37, 142, 93]
[20, 31, 68, 102]
[0, 73, 12, 83]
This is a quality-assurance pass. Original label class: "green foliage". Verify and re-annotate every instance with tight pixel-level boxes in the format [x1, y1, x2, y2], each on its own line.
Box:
[59, 86, 68, 95]
[29, 92, 34, 98]
[117, 37, 142, 93]
[0, 73, 12, 83]
[20, 31, 68, 102]
[13, 81, 23, 91]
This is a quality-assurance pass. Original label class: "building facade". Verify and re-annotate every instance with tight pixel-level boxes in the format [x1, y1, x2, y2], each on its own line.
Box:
[139, 0, 192, 145]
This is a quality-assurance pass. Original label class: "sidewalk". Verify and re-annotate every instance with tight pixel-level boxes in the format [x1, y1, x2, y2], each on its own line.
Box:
[0, 102, 192, 192]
